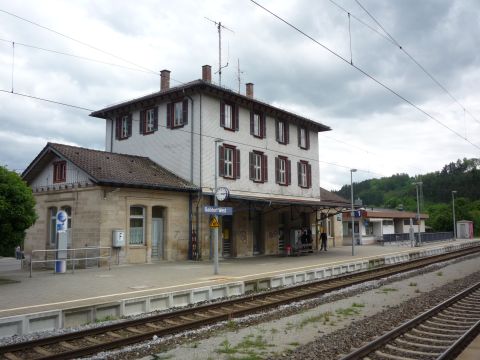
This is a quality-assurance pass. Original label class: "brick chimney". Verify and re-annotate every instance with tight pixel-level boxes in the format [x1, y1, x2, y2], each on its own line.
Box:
[246, 83, 254, 98]
[160, 69, 170, 91]
[202, 65, 212, 83]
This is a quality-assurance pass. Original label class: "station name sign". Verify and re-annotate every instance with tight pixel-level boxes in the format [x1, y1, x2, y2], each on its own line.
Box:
[204, 206, 233, 216]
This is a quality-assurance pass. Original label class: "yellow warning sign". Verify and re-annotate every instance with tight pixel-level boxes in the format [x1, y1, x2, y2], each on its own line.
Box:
[209, 216, 220, 228]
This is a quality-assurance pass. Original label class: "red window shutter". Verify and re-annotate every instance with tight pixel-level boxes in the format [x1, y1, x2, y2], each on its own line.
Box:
[140, 110, 146, 134]
[249, 152, 254, 180]
[297, 161, 302, 186]
[166, 103, 172, 128]
[285, 123, 290, 144]
[262, 154, 268, 182]
[234, 105, 239, 131]
[307, 163, 312, 188]
[153, 107, 158, 131]
[235, 149, 240, 178]
[275, 157, 280, 184]
[127, 115, 132, 137]
[220, 101, 225, 127]
[250, 111, 254, 135]
[182, 99, 188, 125]
[306, 129, 310, 149]
[218, 145, 224, 177]
[115, 117, 121, 139]
[275, 120, 279, 142]
[262, 114, 266, 138]
[287, 159, 291, 185]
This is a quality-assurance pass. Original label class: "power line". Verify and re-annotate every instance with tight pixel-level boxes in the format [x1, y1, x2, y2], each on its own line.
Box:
[331, 0, 480, 127]
[249, 0, 480, 152]
[0, 89, 94, 111]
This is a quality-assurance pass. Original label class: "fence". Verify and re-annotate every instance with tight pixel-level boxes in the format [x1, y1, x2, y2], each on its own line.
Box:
[29, 247, 111, 277]
[381, 232, 453, 245]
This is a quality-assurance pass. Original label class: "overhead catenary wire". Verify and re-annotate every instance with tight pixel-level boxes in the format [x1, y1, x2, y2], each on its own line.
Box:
[249, 0, 480, 152]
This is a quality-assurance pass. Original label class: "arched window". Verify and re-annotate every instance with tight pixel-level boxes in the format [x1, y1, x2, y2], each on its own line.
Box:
[47, 207, 57, 246]
[61, 206, 72, 229]
[129, 206, 145, 245]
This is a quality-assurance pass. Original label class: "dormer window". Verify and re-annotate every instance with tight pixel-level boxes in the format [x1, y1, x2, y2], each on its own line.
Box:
[220, 101, 239, 131]
[115, 114, 132, 140]
[275, 120, 289, 144]
[167, 99, 188, 129]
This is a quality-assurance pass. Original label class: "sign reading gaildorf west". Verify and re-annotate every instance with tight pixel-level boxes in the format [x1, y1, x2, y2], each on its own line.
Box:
[204, 206, 233, 216]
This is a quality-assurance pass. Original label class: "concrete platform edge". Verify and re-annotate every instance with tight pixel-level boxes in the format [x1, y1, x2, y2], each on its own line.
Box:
[1, 240, 479, 339]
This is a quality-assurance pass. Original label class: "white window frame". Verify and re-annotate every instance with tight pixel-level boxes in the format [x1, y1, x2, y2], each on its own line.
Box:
[224, 103, 233, 129]
[253, 153, 262, 181]
[253, 113, 261, 137]
[279, 158, 286, 184]
[121, 115, 129, 138]
[224, 147, 234, 178]
[173, 101, 183, 127]
[278, 121, 285, 143]
[300, 128, 307, 148]
[146, 108, 155, 133]
[129, 206, 145, 245]
[300, 162, 307, 187]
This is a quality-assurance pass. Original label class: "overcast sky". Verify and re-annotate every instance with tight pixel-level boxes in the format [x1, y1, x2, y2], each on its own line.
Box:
[0, 0, 479, 190]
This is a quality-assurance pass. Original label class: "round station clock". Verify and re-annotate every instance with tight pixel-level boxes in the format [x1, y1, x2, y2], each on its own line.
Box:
[215, 187, 230, 202]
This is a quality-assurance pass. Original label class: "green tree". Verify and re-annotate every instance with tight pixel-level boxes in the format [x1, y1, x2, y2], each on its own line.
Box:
[0, 166, 37, 256]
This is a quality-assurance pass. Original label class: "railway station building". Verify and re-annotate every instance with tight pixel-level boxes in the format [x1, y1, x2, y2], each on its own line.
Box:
[23, 65, 352, 263]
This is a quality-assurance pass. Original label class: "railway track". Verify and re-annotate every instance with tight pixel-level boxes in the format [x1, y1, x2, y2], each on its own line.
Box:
[341, 281, 480, 360]
[1, 245, 479, 360]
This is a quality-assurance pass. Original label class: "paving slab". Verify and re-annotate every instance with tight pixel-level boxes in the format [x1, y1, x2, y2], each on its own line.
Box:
[0, 240, 475, 319]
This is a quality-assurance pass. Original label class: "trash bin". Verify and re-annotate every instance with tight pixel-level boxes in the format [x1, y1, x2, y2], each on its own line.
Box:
[55, 260, 66, 273]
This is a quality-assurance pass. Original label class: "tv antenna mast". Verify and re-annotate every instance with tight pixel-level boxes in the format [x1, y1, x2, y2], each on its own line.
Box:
[237, 59, 245, 93]
[205, 17, 234, 86]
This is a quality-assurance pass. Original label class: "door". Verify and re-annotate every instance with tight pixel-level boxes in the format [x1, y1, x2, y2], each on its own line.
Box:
[252, 210, 263, 255]
[152, 206, 164, 259]
[222, 216, 233, 257]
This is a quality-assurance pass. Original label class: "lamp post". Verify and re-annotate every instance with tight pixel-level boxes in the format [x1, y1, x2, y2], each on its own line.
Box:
[452, 191, 457, 240]
[213, 138, 223, 275]
[413, 181, 423, 246]
[350, 169, 357, 256]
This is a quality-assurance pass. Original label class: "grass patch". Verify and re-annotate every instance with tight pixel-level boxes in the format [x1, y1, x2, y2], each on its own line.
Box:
[437, 271, 443, 276]
[0, 277, 20, 285]
[415, 289, 421, 293]
[288, 342, 300, 347]
[298, 311, 333, 328]
[335, 306, 361, 317]
[379, 287, 398, 294]
[226, 319, 239, 331]
[95, 315, 117, 323]
[409, 282, 417, 287]
[352, 302, 365, 308]
[151, 354, 174, 360]
[216, 334, 274, 360]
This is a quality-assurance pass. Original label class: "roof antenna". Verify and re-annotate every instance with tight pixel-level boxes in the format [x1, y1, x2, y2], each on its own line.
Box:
[237, 58, 245, 94]
[205, 17, 234, 86]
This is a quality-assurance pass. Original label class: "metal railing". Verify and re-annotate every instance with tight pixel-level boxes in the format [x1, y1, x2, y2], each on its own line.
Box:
[381, 232, 453, 244]
[29, 247, 111, 277]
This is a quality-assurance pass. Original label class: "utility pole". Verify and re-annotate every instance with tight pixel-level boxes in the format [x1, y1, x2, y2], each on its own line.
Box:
[237, 58, 244, 93]
[205, 18, 233, 86]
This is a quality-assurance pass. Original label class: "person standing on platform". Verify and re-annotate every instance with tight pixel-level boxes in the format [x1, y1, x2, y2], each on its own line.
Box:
[15, 245, 21, 260]
[320, 232, 328, 251]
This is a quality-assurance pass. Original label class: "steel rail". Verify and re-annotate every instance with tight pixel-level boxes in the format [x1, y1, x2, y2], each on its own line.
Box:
[1, 244, 479, 360]
[340, 281, 480, 360]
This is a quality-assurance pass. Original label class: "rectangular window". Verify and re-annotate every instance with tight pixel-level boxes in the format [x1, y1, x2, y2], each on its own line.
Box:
[220, 101, 238, 131]
[276, 120, 289, 144]
[146, 109, 155, 132]
[249, 151, 268, 182]
[250, 111, 265, 138]
[297, 160, 312, 188]
[219, 144, 240, 179]
[298, 126, 310, 149]
[129, 206, 145, 245]
[167, 99, 188, 129]
[275, 156, 291, 185]
[140, 107, 158, 135]
[115, 114, 132, 140]
[53, 161, 66, 183]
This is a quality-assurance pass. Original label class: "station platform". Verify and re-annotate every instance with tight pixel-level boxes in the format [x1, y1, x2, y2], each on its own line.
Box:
[0, 239, 478, 338]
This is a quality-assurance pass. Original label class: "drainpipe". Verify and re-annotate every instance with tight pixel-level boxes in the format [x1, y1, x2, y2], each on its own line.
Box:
[185, 93, 195, 260]
[198, 93, 203, 259]
[189, 193, 193, 260]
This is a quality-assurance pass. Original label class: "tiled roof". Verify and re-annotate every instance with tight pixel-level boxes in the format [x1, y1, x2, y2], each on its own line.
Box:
[89, 79, 331, 133]
[320, 187, 350, 206]
[24, 143, 198, 191]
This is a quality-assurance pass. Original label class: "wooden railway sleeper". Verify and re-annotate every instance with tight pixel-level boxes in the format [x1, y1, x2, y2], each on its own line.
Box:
[411, 328, 459, 339]
[126, 327, 144, 334]
[419, 324, 465, 334]
[374, 350, 417, 360]
[145, 322, 162, 329]
[385, 343, 442, 357]
[33, 346, 53, 356]
[394, 337, 448, 350]
[84, 336, 102, 344]
[426, 319, 472, 329]
[59, 341, 78, 350]
[437, 311, 480, 321]
[403, 332, 453, 345]
[106, 331, 123, 338]
[435, 314, 478, 324]
[3, 352, 22, 360]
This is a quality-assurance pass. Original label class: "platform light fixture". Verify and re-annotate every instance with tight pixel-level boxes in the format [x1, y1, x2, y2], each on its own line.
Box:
[350, 169, 357, 256]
